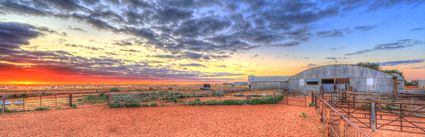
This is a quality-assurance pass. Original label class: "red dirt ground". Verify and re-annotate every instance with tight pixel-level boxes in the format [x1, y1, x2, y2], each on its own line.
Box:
[0, 104, 324, 137]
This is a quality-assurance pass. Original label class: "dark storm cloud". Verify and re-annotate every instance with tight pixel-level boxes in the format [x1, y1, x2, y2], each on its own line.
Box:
[0, 22, 40, 53]
[345, 39, 424, 56]
[377, 59, 425, 66]
[2, 0, 422, 61]
[0, 1, 46, 15]
[1, 0, 424, 81]
[354, 25, 378, 31]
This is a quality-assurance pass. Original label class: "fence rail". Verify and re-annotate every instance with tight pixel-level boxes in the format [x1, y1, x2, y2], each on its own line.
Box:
[1, 92, 105, 113]
[314, 94, 372, 137]
[321, 92, 425, 134]
[283, 91, 307, 107]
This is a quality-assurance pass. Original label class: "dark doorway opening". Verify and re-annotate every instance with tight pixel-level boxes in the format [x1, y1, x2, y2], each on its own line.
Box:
[321, 79, 334, 92]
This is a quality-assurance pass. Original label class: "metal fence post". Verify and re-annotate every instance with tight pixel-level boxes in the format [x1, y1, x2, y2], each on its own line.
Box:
[371, 101, 376, 132]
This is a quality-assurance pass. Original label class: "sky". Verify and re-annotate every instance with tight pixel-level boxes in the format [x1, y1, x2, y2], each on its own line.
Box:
[0, 0, 424, 85]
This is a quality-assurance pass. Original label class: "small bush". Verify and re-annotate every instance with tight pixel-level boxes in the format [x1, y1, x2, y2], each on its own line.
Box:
[110, 88, 120, 92]
[212, 91, 224, 96]
[35, 107, 50, 111]
[123, 100, 141, 107]
[187, 101, 203, 106]
[194, 97, 200, 101]
[300, 112, 307, 118]
[384, 104, 398, 111]
[222, 100, 244, 105]
[71, 104, 77, 109]
[149, 103, 158, 107]
[308, 102, 316, 107]
[360, 104, 371, 110]
[234, 93, 244, 96]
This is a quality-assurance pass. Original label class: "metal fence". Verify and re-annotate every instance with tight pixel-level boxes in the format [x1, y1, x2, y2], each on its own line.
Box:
[313, 94, 371, 137]
[283, 91, 307, 107]
[1, 92, 104, 113]
[321, 92, 425, 134]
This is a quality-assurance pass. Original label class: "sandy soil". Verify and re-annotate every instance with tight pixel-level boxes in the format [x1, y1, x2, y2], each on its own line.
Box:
[0, 103, 324, 137]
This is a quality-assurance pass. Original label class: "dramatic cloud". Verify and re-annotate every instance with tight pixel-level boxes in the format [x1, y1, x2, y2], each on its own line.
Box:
[345, 39, 424, 56]
[307, 64, 318, 68]
[0, 22, 40, 53]
[67, 25, 86, 32]
[354, 25, 378, 31]
[180, 63, 205, 67]
[316, 29, 344, 37]
[2, 0, 420, 61]
[0, 0, 424, 81]
[377, 59, 425, 66]
[410, 27, 424, 32]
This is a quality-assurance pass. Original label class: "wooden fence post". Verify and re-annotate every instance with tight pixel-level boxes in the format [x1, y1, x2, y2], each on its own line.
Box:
[371, 101, 376, 132]
[273, 91, 276, 102]
[40, 95, 42, 107]
[69, 94, 73, 107]
[400, 103, 403, 132]
[107, 92, 111, 105]
[55, 94, 57, 108]
[22, 96, 25, 111]
[339, 116, 346, 137]
[1, 96, 5, 113]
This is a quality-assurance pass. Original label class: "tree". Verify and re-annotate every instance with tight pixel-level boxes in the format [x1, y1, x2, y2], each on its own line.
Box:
[357, 62, 404, 78]
[381, 69, 404, 78]
[357, 62, 380, 70]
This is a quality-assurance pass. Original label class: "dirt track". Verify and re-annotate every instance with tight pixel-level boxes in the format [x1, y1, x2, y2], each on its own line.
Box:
[0, 104, 324, 137]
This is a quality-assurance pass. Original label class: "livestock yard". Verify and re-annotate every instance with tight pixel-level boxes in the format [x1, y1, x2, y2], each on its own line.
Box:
[1, 84, 425, 137]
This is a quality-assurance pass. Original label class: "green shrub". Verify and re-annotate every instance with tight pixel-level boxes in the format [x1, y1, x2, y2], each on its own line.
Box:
[300, 112, 307, 118]
[149, 103, 158, 107]
[187, 101, 204, 106]
[384, 104, 398, 111]
[234, 93, 244, 96]
[308, 102, 316, 107]
[110, 88, 120, 92]
[223, 100, 244, 105]
[35, 107, 50, 111]
[212, 91, 224, 96]
[71, 104, 77, 109]
[360, 104, 371, 110]
[80, 95, 107, 104]
[123, 100, 141, 107]
[110, 102, 123, 108]
[187, 95, 284, 106]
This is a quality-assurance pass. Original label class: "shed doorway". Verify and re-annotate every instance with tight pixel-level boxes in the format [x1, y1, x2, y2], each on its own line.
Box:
[321, 79, 334, 92]
[335, 78, 349, 91]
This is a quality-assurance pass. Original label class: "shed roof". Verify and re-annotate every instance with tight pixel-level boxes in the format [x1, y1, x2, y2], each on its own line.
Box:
[248, 76, 289, 82]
